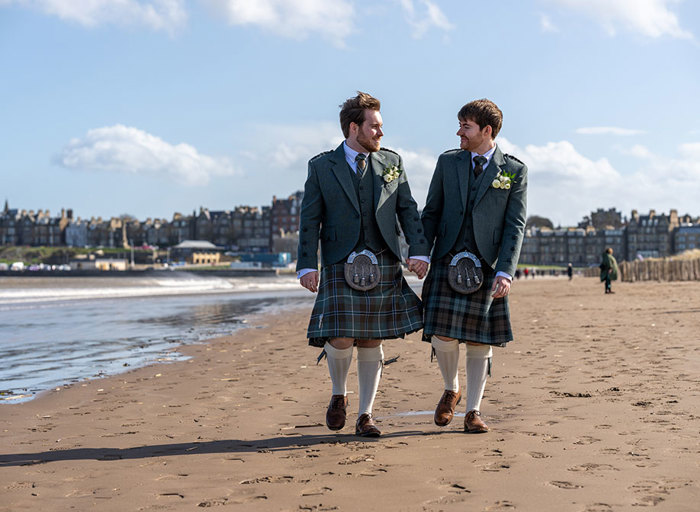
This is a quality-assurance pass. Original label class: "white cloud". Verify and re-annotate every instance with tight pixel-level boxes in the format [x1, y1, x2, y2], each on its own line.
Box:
[540, 13, 558, 32]
[576, 126, 646, 136]
[203, 0, 354, 46]
[241, 122, 344, 172]
[498, 136, 700, 225]
[616, 143, 654, 159]
[2, 0, 187, 33]
[547, 0, 693, 39]
[391, 146, 437, 209]
[398, 0, 453, 38]
[57, 125, 237, 186]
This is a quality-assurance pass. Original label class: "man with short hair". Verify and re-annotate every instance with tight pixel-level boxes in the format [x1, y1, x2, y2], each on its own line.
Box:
[421, 98, 527, 433]
[297, 91, 429, 437]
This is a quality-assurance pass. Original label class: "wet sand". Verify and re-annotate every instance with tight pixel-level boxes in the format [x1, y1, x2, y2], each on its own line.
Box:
[1, 278, 699, 511]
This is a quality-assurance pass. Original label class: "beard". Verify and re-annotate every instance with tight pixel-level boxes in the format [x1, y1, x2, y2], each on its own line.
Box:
[357, 131, 381, 153]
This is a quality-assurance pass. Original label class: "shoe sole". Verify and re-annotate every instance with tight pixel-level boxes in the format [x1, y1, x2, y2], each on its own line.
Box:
[355, 430, 381, 437]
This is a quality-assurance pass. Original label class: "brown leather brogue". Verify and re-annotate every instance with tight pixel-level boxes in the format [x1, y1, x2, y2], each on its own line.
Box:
[464, 409, 489, 433]
[326, 395, 348, 431]
[355, 413, 381, 437]
[434, 390, 462, 426]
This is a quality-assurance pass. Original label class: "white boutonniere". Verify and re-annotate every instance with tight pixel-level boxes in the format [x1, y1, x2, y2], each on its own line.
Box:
[382, 164, 402, 183]
[491, 171, 516, 190]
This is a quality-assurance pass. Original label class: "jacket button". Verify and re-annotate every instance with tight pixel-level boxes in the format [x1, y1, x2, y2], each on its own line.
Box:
[303, 252, 308, 256]
[511, 247, 515, 251]
[417, 228, 422, 233]
[303, 227, 308, 232]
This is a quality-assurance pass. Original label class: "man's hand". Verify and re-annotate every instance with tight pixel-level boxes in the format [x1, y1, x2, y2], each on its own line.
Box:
[300, 271, 319, 293]
[407, 258, 428, 279]
[491, 275, 511, 298]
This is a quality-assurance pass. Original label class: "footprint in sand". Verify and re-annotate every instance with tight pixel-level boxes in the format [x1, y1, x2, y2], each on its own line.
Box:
[581, 504, 614, 512]
[484, 500, 516, 510]
[301, 486, 332, 496]
[548, 481, 583, 489]
[567, 463, 619, 475]
[528, 451, 551, 459]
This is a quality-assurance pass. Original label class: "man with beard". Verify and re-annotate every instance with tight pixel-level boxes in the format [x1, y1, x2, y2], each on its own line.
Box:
[421, 99, 527, 434]
[297, 91, 429, 437]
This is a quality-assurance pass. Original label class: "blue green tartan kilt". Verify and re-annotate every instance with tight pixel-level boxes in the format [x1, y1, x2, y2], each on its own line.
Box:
[421, 256, 512, 346]
[307, 251, 423, 347]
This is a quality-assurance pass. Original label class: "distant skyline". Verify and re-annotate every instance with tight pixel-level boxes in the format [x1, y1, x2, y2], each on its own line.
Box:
[2, 0, 699, 226]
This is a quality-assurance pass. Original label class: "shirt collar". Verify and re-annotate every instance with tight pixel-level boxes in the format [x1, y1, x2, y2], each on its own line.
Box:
[471, 145, 497, 167]
[343, 141, 369, 172]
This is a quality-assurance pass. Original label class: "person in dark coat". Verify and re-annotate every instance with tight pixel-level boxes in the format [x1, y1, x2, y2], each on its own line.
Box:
[600, 248, 619, 293]
[297, 92, 429, 437]
[421, 99, 527, 434]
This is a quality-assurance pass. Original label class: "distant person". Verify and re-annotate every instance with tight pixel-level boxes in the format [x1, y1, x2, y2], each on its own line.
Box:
[531, 268, 536, 279]
[296, 91, 429, 437]
[523, 267, 529, 278]
[421, 98, 527, 434]
[567, 263, 573, 280]
[600, 247, 619, 294]
[515, 268, 521, 280]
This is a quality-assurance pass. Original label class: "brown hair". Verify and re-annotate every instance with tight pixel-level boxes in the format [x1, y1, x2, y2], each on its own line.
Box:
[458, 99, 503, 139]
[339, 91, 381, 138]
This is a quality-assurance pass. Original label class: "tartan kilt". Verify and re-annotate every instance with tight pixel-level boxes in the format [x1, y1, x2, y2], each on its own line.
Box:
[307, 251, 423, 347]
[421, 256, 512, 346]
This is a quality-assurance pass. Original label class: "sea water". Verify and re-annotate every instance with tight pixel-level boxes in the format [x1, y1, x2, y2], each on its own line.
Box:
[0, 273, 314, 402]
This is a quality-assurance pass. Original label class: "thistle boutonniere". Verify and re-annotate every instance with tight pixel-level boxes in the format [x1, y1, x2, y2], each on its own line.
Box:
[491, 171, 516, 190]
[382, 164, 402, 184]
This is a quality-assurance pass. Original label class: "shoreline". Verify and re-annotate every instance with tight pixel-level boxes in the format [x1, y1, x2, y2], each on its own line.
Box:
[1, 278, 698, 511]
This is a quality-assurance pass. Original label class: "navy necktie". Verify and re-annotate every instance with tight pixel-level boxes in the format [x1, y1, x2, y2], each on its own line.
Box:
[355, 153, 367, 177]
[473, 155, 487, 178]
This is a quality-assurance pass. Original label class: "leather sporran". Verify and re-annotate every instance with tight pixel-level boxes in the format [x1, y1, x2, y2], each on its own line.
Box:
[447, 251, 483, 294]
[344, 250, 381, 291]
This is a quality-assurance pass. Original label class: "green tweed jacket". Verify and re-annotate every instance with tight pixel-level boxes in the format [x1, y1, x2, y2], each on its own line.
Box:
[296, 143, 429, 270]
[421, 146, 528, 277]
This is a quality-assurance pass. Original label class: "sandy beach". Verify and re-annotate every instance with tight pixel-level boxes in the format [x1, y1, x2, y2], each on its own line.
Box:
[1, 277, 698, 511]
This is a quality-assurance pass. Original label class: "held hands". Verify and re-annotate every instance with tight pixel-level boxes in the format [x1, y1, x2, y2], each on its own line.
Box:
[491, 275, 511, 298]
[407, 258, 428, 279]
[300, 271, 319, 293]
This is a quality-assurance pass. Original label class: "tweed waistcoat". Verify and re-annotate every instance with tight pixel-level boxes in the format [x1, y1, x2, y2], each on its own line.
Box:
[349, 160, 387, 254]
[452, 161, 489, 257]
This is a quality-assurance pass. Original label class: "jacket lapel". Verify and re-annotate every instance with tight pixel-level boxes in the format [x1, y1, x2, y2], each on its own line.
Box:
[456, 150, 470, 208]
[371, 151, 388, 213]
[330, 143, 360, 213]
[474, 145, 505, 207]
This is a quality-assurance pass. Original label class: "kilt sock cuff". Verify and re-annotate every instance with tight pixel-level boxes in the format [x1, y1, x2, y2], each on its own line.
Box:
[465, 344, 492, 412]
[431, 338, 460, 392]
[324, 342, 353, 396]
[357, 345, 384, 416]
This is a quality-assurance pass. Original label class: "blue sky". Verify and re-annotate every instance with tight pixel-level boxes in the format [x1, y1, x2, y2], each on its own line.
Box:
[1, 0, 699, 226]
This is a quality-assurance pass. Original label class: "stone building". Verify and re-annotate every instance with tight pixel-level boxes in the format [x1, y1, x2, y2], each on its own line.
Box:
[625, 209, 679, 259]
[674, 224, 700, 253]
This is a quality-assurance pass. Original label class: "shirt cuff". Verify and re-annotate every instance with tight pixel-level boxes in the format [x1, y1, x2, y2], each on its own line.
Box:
[297, 268, 317, 279]
[495, 271, 512, 282]
[408, 255, 430, 264]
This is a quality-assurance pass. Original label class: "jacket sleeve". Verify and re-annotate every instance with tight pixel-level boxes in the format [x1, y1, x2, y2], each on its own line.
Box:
[395, 155, 430, 258]
[296, 160, 323, 271]
[495, 162, 527, 276]
[421, 155, 444, 257]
